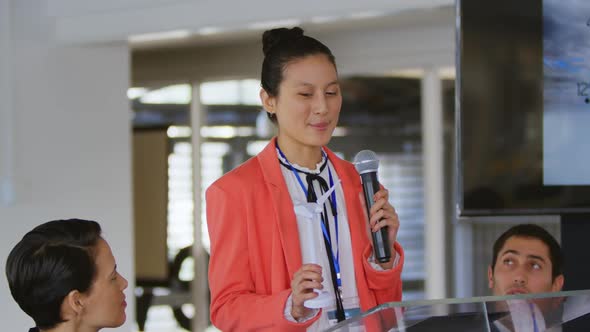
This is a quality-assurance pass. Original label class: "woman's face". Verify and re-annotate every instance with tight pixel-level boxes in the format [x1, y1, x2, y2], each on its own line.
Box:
[80, 238, 128, 329]
[265, 54, 342, 151]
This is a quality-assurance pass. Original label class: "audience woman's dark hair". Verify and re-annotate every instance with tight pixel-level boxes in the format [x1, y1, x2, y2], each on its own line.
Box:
[6, 218, 127, 331]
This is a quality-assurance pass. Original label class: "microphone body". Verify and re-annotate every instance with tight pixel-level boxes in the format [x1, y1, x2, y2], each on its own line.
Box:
[354, 151, 391, 263]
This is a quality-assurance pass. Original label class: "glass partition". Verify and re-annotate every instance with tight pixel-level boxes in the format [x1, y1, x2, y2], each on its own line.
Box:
[325, 289, 590, 331]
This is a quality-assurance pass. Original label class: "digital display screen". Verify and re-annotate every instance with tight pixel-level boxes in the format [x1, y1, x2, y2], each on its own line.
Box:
[457, 0, 590, 215]
[543, 0, 590, 185]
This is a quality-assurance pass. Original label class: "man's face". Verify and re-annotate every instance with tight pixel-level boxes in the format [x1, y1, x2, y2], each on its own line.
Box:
[488, 236, 564, 296]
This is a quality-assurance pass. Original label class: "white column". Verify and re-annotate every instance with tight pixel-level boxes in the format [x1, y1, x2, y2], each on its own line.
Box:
[0, 0, 15, 205]
[421, 67, 446, 299]
[453, 219, 473, 298]
[191, 82, 209, 332]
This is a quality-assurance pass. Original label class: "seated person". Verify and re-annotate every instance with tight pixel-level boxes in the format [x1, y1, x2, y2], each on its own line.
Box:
[384, 224, 566, 332]
[488, 223, 563, 296]
[5, 219, 128, 332]
[487, 223, 564, 332]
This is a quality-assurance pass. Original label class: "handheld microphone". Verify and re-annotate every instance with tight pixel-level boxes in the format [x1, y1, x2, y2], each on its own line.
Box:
[353, 150, 391, 263]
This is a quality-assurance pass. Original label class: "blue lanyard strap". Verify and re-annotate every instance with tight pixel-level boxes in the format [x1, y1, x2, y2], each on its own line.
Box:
[276, 145, 341, 287]
[530, 302, 539, 332]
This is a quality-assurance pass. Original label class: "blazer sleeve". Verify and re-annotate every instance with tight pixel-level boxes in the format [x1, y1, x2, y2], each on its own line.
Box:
[206, 183, 320, 331]
[361, 242, 405, 304]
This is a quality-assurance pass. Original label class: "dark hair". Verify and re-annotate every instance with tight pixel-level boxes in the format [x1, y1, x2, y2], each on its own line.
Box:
[5, 219, 102, 329]
[261, 27, 336, 122]
[491, 223, 563, 280]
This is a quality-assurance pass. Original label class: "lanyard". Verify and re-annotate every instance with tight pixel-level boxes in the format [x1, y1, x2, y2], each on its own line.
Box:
[529, 302, 539, 332]
[276, 146, 342, 288]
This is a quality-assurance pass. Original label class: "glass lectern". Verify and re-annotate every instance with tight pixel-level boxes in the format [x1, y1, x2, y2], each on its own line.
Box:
[324, 290, 590, 332]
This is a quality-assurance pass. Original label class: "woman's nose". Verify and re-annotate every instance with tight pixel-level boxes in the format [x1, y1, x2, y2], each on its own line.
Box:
[121, 275, 129, 290]
[313, 94, 328, 114]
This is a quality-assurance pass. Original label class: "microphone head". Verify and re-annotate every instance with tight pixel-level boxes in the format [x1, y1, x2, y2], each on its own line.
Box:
[353, 150, 379, 174]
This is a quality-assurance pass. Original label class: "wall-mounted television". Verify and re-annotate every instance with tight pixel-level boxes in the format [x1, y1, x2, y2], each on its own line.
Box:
[457, 0, 590, 216]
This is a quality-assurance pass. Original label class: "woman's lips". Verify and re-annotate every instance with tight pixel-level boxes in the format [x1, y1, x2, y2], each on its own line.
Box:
[310, 122, 329, 130]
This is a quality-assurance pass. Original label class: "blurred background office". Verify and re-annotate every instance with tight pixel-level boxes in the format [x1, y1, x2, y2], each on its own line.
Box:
[0, 0, 561, 331]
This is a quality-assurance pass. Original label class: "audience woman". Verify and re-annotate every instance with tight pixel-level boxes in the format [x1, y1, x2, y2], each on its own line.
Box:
[6, 219, 128, 332]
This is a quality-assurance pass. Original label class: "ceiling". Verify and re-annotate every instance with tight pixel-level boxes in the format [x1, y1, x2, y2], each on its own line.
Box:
[129, 5, 454, 51]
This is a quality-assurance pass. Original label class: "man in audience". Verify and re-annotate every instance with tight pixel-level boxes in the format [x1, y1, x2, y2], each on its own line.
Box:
[488, 223, 564, 296]
[488, 224, 565, 332]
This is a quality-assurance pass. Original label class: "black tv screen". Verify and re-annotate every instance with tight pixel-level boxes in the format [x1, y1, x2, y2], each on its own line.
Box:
[457, 0, 590, 216]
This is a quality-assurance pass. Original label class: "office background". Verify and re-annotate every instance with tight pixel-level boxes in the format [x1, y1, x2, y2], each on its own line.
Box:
[0, 1, 563, 331]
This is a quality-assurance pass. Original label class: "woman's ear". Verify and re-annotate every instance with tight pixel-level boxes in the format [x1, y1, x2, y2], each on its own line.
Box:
[64, 290, 85, 315]
[260, 89, 275, 114]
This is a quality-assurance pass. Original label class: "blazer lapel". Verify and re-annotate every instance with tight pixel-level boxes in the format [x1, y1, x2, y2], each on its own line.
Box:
[257, 138, 303, 278]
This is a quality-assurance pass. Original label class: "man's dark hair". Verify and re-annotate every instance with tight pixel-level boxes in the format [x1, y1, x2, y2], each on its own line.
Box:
[491, 223, 563, 280]
[5, 219, 102, 329]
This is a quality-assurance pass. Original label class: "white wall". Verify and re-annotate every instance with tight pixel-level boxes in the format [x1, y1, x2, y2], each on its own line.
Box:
[0, 1, 134, 330]
[0, 0, 15, 206]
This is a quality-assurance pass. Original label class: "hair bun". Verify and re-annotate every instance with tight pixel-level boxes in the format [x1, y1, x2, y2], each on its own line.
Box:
[262, 27, 304, 56]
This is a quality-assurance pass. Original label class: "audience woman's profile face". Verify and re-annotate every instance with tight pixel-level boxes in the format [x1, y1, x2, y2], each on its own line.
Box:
[488, 236, 563, 296]
[75, 238, 128, 329]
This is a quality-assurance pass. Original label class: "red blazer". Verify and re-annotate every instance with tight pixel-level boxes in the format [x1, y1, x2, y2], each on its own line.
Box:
[206, 138, 404, 331]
